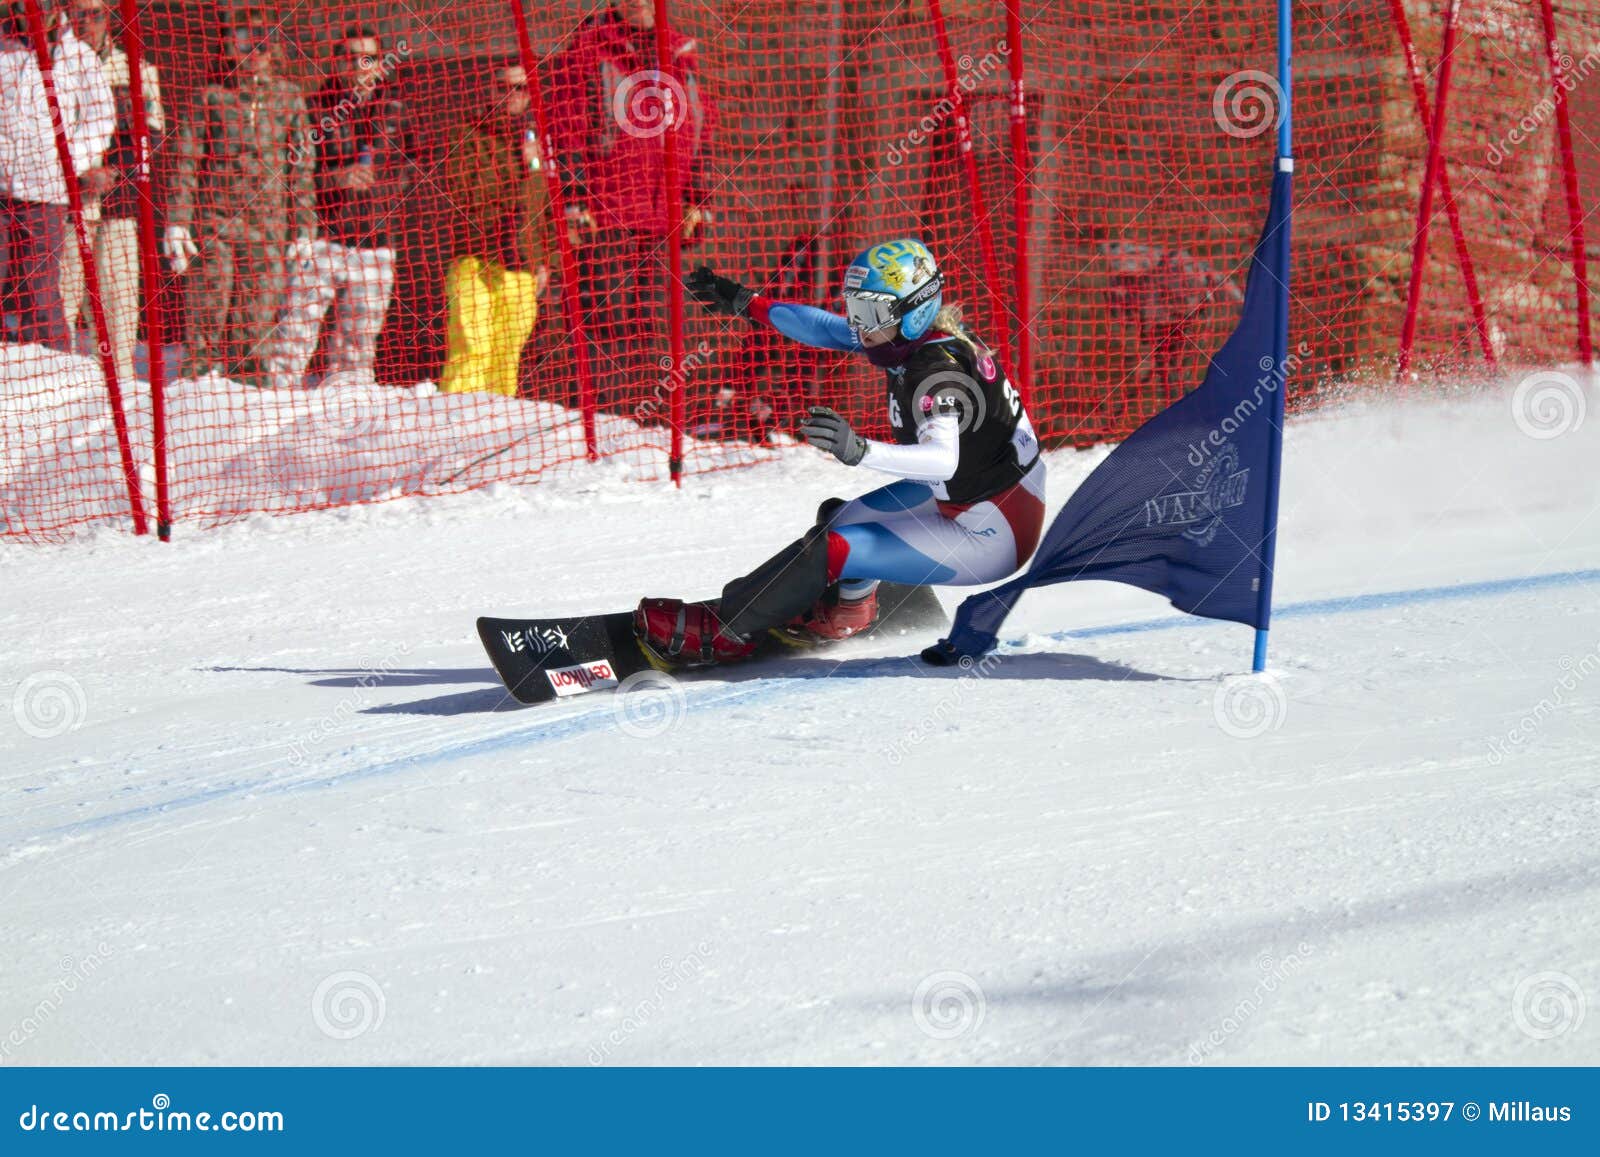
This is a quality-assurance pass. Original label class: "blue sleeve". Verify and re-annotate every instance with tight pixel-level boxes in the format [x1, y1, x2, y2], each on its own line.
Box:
[764, 301, 861, 353]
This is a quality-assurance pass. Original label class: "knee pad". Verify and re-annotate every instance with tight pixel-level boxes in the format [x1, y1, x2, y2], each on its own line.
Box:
[815, 496, 847, 527]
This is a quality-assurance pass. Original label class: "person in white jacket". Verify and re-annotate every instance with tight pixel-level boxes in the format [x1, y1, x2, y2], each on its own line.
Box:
[0, 3, 114, 351]
[57, 0, 164, 383]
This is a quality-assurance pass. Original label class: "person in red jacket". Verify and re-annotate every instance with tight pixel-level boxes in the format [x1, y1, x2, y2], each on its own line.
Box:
[546, 0, 714, 413]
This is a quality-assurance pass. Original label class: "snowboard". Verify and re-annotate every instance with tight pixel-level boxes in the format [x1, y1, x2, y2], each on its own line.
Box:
[477, 583, 948, 705]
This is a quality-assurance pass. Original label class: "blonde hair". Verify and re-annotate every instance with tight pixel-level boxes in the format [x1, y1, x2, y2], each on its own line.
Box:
[933, 302, 984, 355]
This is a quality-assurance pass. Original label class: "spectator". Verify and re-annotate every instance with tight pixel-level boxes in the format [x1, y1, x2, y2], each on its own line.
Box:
[438, 64, 551, 397]
[1102, 242, 1243, 394]
[0, 1, 113, 351]
[267, 24, 416, 391]
[58, 0, 166, 383]
[165, 12, 314, 384]
[548, 0, 715, 411]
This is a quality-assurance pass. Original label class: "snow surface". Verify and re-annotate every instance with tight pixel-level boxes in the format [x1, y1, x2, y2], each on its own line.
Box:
[3, 384, 1599, 1065]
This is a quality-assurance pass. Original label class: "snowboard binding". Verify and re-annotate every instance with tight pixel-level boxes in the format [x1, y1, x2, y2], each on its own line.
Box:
[633, 598, 760, 671]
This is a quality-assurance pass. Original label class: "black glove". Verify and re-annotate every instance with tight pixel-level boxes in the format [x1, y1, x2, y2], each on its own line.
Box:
[801, 406, 867, 466]
[687, 265, 756, 320]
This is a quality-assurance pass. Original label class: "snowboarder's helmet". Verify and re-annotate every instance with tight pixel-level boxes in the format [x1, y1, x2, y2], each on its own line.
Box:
[842, 239, 943, 341]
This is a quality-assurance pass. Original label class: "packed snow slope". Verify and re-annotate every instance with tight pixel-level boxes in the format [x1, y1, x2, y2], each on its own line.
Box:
[2, 386, 1599, 1065]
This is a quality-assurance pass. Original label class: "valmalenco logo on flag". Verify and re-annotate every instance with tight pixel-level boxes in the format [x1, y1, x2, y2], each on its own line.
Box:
[1145, 443, 1250, 548]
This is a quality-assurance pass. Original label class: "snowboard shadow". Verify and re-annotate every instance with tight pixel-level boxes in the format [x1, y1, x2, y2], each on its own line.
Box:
[354, 650, 1173, 718]
[211, 651, 1179, 720]
[206, 664, 518, 716]
[363, 686, 523, 715]
[207, 665, 498, 689]
[712, 648, 1177, 686]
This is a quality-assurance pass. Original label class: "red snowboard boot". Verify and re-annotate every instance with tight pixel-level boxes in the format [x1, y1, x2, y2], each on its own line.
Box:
[634, 598, 760, 669]
[785, 585, 880, 643]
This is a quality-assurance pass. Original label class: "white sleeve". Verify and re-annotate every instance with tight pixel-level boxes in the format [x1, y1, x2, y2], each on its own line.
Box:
[62, 38, 114, 175]
[143, 61, 166, 135]
[859, 411, 960, 483]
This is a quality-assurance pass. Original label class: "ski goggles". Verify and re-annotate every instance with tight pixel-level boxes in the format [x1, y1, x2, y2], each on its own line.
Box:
[842, 272, 944, 335]
[842, 291, 900, 335]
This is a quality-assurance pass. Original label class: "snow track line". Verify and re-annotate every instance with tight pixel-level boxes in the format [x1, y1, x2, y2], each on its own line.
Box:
[17, 683, 773, 847]
[1047, 566, 1600, 642]
[19, 567, 1598, 850]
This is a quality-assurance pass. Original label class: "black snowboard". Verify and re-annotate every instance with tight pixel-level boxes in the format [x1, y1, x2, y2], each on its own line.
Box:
[477, 584, 948, 705]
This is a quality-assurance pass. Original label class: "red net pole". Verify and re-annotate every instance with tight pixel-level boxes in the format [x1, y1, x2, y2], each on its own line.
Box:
[1004, 0, 1030, 405]
[22, 0, 147, 535]
[653, 0, 687, 486]
[1387, 0, 1495, 368]
[927, 0, 1011, 376]
[1396, 0, 1463, 380]
[509, 0, 599, 460]
[1538, 0, 1594, 367]
[815, 0, 844, 304]
[117, 0, 170, 538]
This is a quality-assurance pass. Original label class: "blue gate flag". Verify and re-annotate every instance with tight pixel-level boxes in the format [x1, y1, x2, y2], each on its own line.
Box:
[940, 170, 1291, 659]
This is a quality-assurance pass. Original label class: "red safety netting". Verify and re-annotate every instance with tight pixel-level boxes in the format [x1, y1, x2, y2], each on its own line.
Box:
[2, 0, 1596, 541]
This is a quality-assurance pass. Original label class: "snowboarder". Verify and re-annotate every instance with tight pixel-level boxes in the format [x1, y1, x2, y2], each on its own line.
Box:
[635, 238, 1046, 668]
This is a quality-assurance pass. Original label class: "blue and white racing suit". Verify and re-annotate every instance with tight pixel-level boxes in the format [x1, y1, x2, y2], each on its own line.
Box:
[751, 294, 1047, 591]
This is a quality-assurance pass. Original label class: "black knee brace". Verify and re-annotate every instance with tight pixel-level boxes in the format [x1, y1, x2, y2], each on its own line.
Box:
[718, 523, 833, 640]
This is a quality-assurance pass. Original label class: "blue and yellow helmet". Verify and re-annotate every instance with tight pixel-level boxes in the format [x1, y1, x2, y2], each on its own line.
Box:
[842, 239, 944, 341]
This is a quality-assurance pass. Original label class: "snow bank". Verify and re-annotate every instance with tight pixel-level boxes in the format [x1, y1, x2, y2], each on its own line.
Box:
[0, 343, 773, 539]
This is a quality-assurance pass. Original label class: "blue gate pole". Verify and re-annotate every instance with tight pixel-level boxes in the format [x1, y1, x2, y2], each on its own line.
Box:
[1252, 0, 1293, 673]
